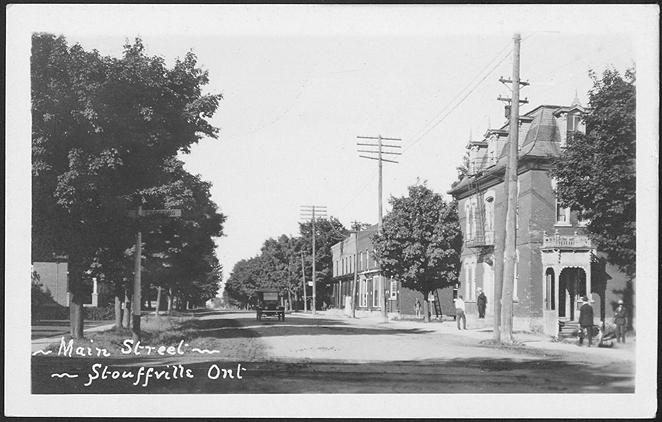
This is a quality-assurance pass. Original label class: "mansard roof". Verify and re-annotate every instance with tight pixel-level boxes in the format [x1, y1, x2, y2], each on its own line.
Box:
[449, 104, 576, 197]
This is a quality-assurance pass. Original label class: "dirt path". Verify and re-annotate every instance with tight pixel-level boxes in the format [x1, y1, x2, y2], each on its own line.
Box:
[30, 311, 634, 393]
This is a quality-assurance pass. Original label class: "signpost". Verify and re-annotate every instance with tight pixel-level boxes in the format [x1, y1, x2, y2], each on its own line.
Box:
[129, 206, 181, 342]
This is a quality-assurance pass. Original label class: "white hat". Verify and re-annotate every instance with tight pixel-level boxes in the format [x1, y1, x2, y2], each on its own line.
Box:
[618, 299, 624, 304]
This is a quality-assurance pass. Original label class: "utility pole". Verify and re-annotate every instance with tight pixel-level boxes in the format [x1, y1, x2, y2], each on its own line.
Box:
[128, 206, 181, 342]
[300, 250, 307, 312]
[300, 205, 327, 315]
[350, 221, 362, 319]
[133, 208, 142, 342]
[496, 33, 528, 344]
[357, 135, 402, 322]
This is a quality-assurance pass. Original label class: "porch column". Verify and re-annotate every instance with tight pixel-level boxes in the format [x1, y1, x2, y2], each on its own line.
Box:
[553, 265, 561, 314]
[585, 256, 591, 303]
[91, 277, 98, 307]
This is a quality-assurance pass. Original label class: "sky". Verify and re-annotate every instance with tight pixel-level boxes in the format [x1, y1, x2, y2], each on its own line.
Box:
[12, 5, 647, 286]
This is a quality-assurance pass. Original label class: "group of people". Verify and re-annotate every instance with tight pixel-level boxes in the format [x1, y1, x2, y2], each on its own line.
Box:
[454, 288, 487, 330]
[578, 296, 628, 347]
[414, 289, 629, 342]
[412, 287, 629, 344]
[414, 288, 488, 330]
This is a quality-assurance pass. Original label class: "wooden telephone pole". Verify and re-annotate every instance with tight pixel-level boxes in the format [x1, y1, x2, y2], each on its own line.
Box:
[349, 221, 363, 319]
[357, 135, 402, 322]
[129, 206, 181, 342]
[300, 205, 327, 315]
[300, 250, 307, 312]
[496, 33, 529, 343]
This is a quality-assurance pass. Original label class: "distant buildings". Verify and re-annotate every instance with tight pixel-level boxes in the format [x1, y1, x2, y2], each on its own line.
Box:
[330, 224, 455, 317]
[448, 99, 632, 335]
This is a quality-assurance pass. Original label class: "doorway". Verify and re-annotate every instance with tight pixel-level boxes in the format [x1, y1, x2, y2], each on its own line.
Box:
[558, 268, 586, 321]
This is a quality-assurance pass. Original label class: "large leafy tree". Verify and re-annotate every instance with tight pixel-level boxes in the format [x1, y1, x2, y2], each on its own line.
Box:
[225, 257, 264, 308]
[224, 217, 348, 310]
[31, 34, 222, 337]
[373, 184, 463, 322]
[551, 68, 636, 277]
[298, 217, 348, 308]
[138, 158, 226, 313]
[259, 235, 301, 310]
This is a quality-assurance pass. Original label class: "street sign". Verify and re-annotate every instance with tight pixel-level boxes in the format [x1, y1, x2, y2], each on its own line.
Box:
[128, 209, 182, 218]
[140, 209, 182, 217]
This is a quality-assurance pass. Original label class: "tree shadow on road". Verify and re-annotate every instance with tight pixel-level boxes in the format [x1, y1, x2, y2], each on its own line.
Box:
[31, 354, 634, 394]
[177, 314, 433, 340]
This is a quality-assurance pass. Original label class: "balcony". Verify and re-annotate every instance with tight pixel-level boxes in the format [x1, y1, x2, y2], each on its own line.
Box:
[464, 231, 494, 248]
[541, 231, 592, 250]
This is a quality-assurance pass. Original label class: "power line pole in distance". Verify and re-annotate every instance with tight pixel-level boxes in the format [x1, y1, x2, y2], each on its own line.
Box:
[300, 205, 327, 315]
[357, 135, 402, 322]
[350, 221, 363, 319]
[300, 250, 307, 313]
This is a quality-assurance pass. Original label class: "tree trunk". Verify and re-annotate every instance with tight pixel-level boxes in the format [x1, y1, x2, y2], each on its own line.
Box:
[122, 291, 132, 329]
[155, 286, 162, 317]
[423, 289, 431, 323]
[287, 290, 292, 311]
[69, 292, 84, 339]
[69, 267, 84, 339]
[114, 294, 122, 329]
[167, 288, 173, 315]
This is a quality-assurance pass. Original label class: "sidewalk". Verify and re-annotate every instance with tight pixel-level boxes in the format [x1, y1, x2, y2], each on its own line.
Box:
[31, 322, 116, 353]
[302, 309, 636, 364]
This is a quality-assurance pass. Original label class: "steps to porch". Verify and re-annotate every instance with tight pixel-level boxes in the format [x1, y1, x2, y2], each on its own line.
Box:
[558, 319, 580, 339]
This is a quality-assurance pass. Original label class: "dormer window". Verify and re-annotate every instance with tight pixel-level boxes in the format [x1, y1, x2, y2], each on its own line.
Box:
[567, 113, 581, 132]
[551, 178, 571, 226]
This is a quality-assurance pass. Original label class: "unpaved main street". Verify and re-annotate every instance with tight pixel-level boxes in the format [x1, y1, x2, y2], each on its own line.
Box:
[31, 311, 634, 393]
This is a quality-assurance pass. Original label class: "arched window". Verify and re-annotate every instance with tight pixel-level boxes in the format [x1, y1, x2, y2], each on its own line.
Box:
[470, 197, 477, 240]
[545, 268, 555, 311]
[487, 134, 497, 166]
[513, 249, 519, 300]
[464, 201, 472, 241]
[551, 178, 570, 226]
[483, 191, 495, 243]
[464, 257, 477, 300]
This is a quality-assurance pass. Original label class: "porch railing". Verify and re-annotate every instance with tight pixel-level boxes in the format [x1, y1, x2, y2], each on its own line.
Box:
[464, 230, 495, 248]
[542, 231, 592, 249]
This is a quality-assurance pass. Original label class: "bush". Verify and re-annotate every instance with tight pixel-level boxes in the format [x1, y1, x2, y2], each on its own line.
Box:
[32, 302, 116, 321]
[84, 303, 115, 320]
[34, 303, 70, 321]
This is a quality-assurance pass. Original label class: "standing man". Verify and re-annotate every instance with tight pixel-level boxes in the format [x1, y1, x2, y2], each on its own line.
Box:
[614, 299, 627, 343]
[454, 295, 466, 330]
[476, 288, 487, 319]
[414, 298, 422, 319]
[578, 296, 595, 347]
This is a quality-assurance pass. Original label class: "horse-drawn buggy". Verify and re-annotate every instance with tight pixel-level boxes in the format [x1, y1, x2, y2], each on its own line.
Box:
[255, 289, 285, 321]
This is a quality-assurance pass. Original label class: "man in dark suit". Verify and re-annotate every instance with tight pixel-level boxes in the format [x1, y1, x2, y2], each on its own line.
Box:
[578, 296, 595, 347]
[476, 288, 487, 319]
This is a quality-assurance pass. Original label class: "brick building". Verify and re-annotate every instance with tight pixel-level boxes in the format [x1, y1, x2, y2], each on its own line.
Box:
[330, 224, 456, 317]
[448, 100, 633, 335]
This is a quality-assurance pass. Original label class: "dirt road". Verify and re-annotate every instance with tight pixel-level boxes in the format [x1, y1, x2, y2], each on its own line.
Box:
[31, 311, 634, 393]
